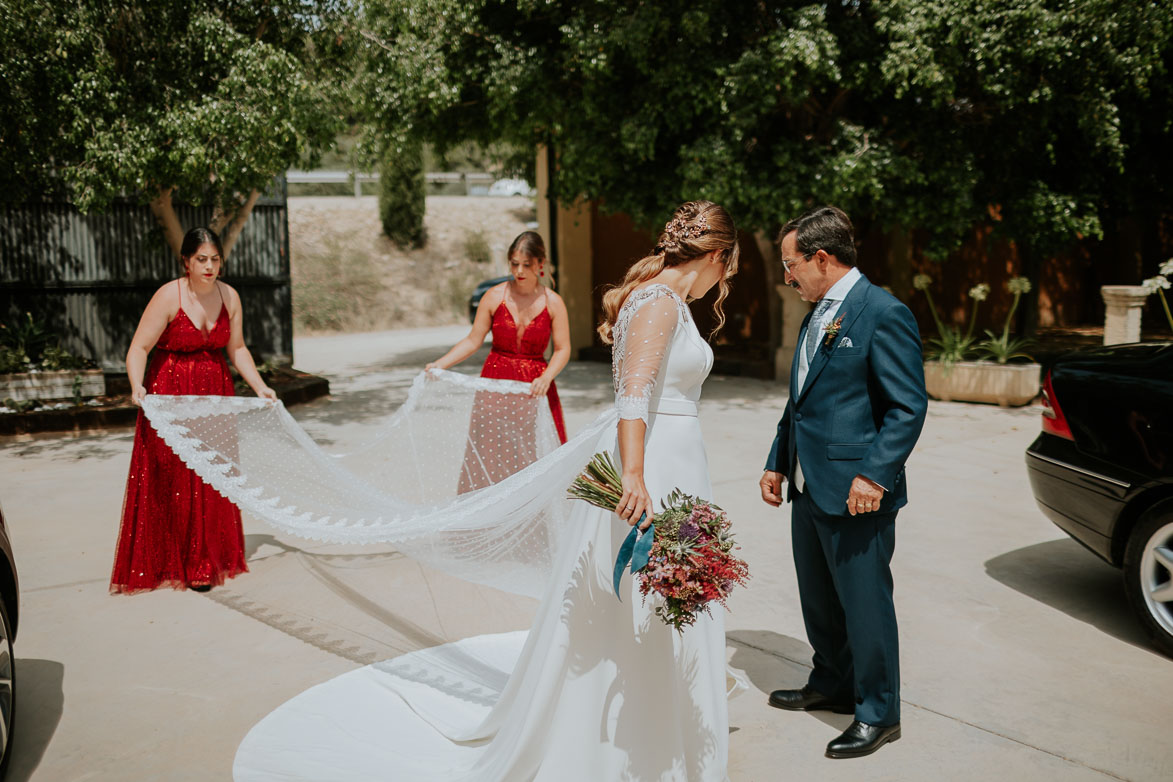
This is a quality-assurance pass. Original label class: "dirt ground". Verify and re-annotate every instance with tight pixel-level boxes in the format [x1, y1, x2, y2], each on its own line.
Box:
[289, 195, 537, 334]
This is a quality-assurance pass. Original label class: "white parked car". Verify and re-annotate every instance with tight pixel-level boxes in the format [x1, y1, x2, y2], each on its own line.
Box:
[487, 178, 535, 197]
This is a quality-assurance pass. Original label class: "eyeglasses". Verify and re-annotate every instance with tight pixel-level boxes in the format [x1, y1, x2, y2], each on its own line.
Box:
[780, 252, 814, 275]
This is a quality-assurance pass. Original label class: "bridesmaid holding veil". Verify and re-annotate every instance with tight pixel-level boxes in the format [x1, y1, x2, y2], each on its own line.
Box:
[110, 227, 276, 594]
[427, 231, 570, 443]
[428, 232, 571, 491]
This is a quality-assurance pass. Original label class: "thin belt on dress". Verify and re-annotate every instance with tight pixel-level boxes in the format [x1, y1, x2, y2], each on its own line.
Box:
[647, 397, 698, 417]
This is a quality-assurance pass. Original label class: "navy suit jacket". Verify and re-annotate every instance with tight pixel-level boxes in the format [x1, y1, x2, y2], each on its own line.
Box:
[766, 275, 928, 516]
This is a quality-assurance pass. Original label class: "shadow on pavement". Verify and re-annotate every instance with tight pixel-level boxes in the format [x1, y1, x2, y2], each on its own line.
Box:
[1, 431, 132, 460]
[6, 659, 64, 782]
[222, 534, 443, 665]
[727, 629, 853, 731]
[984, 538, 1158, 654]
[727, 629, 813, 689]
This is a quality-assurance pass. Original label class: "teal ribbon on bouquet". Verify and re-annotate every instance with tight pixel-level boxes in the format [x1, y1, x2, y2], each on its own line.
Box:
[612, 514, 655, 600]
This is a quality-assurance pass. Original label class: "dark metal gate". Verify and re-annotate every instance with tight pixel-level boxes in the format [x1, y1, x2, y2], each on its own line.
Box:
[1, 182, 291, 371]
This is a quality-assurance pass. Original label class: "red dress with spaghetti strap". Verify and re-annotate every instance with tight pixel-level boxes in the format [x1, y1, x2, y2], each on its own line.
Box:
[480, 296, 568, 444]
[110, 282, 248, 593]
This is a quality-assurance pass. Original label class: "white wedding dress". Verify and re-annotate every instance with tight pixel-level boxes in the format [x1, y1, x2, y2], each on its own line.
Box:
[146, 285, 737, 781]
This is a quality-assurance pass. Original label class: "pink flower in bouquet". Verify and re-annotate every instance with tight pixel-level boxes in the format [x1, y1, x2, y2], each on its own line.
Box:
[568, 455, 750, 632]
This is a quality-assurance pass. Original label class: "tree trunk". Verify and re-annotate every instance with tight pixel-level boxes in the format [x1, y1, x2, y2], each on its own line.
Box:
[1019, 241, 1042, 336]
[886, 227, 913, 303]
[148, 186, 186, 258]
[755, 229, 809, 384]
[210, 189, 261, 259]
[753, 230, 782, 351]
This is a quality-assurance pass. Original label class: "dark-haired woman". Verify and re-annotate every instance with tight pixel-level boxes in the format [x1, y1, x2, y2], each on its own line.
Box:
[110, 227, 276, 594]
[427, 231, 570, 444]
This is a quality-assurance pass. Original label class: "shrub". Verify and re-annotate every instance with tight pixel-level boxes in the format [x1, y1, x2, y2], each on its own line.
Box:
[0, 347, 27, 374]
[463, 229, 491, 264]
[378, 140, 426, 248]
[0, 313, 94, 373]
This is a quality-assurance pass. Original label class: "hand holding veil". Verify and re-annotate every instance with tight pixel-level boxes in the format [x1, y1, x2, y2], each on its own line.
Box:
[141, 370, 617, 599]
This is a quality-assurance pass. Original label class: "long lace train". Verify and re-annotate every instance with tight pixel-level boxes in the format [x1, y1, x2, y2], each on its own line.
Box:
[140, 370, 614, 598]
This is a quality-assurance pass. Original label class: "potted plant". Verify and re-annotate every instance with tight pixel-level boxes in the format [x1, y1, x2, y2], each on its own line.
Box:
[915, 274, 1041, 406]
[0, 313, 104, 405]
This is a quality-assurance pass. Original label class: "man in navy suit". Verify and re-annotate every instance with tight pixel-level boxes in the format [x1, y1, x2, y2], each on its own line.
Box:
[760, 206, 927, 759]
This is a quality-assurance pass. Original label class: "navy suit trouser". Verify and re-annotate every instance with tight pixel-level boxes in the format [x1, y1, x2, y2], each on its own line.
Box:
[791, 488, 900, 726]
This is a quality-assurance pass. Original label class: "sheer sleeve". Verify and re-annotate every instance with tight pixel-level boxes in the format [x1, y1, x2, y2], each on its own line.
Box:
[614, 292, 681, 423]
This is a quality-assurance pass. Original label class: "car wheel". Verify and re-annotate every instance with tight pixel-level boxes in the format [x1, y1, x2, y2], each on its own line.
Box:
[1123, 502, 1173, 658]
[0, 597, 13, 776]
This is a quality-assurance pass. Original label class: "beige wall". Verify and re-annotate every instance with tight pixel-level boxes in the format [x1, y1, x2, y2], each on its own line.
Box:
[536, 147, 595, 356]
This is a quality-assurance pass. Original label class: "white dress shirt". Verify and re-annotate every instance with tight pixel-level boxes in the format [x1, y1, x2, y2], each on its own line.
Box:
[792, 267, 862, 492]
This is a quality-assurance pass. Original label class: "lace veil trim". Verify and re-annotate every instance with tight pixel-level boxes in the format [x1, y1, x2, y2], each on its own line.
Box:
[141, 370, 619, 599]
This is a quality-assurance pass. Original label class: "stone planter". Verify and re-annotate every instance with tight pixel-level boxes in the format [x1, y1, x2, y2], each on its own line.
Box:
[0, 369, 105, 402]
[923, 361, 1041, 407]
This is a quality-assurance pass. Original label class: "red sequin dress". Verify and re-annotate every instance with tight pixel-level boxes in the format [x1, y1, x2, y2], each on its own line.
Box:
[481, 298, 567, 444]
[110, 290, 248, 594]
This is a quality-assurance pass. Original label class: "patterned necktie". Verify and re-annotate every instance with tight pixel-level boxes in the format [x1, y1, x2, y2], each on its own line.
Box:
[805, 298, 833, 363]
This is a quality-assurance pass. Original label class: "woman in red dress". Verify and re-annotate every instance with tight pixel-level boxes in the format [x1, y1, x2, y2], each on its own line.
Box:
[110, 227, 276, 594]
[426, 231, 570, 444]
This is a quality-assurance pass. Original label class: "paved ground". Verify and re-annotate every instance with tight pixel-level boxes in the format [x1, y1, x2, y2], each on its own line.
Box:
[1, 325, 1170, 782]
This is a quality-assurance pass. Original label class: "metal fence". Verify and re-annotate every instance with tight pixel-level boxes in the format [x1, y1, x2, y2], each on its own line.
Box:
[1, 183, 291, 371]
[286, 169, 496, 196]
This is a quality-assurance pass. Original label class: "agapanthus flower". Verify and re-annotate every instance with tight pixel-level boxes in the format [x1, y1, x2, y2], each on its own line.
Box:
[968, 283, 990, 301]
[913, 274, 933, 291]
[1143, 275, 1171, 294]
[1007, 276, 1032, 295]
[1159, 259, 1173, 276]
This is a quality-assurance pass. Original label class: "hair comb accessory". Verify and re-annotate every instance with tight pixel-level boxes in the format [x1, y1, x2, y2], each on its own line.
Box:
[661, 213, 711, 245]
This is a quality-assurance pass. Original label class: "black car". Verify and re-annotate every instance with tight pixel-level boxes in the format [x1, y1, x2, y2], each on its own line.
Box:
[1025, 342, 1173, 656]
[0, 502, 18, 775]
[468, 276, 513, 323]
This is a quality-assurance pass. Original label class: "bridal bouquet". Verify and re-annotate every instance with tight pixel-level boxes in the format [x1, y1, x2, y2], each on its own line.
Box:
[567, 452, 750, 631]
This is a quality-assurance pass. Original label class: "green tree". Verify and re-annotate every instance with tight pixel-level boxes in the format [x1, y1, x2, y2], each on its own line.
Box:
[378, 138, 426, 247]
[358, 0, 1171, 309]
[0, 0, 349, 257]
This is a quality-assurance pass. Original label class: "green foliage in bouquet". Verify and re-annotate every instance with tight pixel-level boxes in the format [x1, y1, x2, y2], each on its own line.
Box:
[566, 451, 624, 510]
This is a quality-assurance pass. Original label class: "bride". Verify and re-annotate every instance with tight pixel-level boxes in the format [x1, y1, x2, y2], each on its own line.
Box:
[146, 201, 744, 780]
[391, 199, 743, 780]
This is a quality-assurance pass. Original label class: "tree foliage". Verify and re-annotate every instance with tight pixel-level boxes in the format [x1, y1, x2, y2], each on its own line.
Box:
[378, 139, 426, 247]
[0, 0, 349, 255]
[358, 0, 1172, 260]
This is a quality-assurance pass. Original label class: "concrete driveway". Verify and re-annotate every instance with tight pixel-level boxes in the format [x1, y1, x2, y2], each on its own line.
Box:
[0, 325, 1169, 782]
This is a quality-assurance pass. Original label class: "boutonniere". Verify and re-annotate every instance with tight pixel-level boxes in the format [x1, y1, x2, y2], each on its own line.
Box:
[823, 314, 845, 347]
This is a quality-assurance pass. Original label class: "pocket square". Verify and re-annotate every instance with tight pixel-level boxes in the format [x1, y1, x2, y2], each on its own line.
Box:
[838, 336, 854, 348]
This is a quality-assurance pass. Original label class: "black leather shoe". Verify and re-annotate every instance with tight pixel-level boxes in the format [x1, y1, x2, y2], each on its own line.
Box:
[190, 584, 213, 593]
[825, 720, 901, 758]
[767, 685, 854, 714]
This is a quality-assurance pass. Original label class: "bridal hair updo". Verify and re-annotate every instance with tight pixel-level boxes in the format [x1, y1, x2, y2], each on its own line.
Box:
[597, 200, 739, 344]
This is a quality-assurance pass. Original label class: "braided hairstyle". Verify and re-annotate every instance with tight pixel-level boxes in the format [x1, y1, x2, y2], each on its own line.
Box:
[598, 200, 739, 344]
